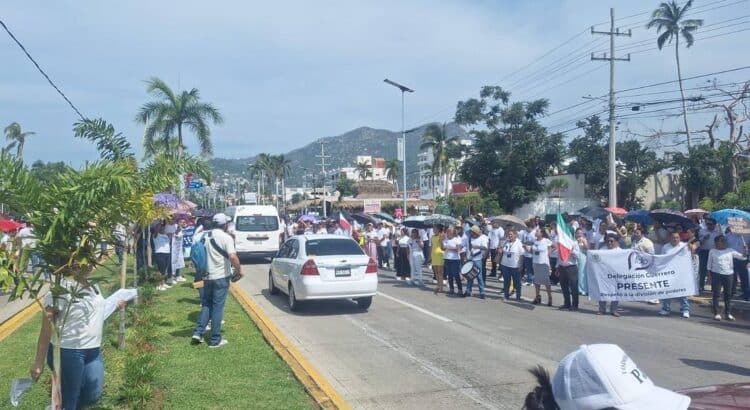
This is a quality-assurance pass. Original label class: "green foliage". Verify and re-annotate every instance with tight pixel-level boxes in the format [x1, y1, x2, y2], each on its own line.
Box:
[566, 116, 608, 200]
[616, 140, 666, 209]
[698, 197, 719, 212]
[29, 160, 69, 186]
[456, 86, 564, 211]
[291, 193, 304, 204]
[649, 199, 682, 211]
[136, 77, 223, 157]
[335, 177, 358, 198]
[355, 161, 372, 181]
[4, 121, 35, 160]
[448, 192, 502, 217]
[647, 0, 703, 50]
[545, 178, 569, 197]
[672, 144, 724, 202]
[420, 123, 460, 195]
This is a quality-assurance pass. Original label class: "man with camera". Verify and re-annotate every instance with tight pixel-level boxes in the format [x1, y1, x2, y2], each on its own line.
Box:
[192, 213, 243, 348]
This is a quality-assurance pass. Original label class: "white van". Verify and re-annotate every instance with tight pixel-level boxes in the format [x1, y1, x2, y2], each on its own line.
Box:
[225, 205, 283, 259]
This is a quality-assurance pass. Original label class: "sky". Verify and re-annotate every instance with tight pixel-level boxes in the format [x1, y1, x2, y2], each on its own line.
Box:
[1, 0, 748, 166]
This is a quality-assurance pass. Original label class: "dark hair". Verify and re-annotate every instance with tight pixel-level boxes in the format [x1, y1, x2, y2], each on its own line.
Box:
[523, 366, 559, 410]
[706, 218, 717, 224]
[715, 234, 726, 244]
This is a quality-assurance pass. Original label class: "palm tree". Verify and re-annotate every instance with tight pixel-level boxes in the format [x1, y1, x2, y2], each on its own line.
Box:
[268, 154, 292, 207]
[420, 123, 458, 197]
[384, 159, 400, 192]
[4, 122, 35, 161]
[647, 1, 703, 149]
[249, 153, 273, 204]
[136, 77, 223, 158]
[355, 161, 372, 181]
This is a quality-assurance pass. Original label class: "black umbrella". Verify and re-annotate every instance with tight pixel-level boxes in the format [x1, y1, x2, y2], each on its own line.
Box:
[352, 212, 378, 225]
[424, 214, 459, 227]
[583, 207, 622, 224]
[402, 215, 428, 229]
[464, 218, 481, 227]
[649, 209, 695, 228]
[370, 212, 396, 224]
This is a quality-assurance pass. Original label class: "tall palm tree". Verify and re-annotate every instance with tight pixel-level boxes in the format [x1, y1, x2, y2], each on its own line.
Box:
[355, 161, 372, 181]
[384, 159, 400, 192]
[268, 154, 292, 206]
[4, 122, 35, 161]
[250, 153, 273, 204]
[136, 77, 223, 158]
[420, 123, 458, 197]
[647, 1, 703, 149]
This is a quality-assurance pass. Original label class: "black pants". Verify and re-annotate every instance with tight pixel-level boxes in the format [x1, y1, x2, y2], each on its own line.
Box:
[711, 273, 733, 315]
[698, 249, 709, 291]
[489, 249, 497, 275]
[732, 258, 748, 297]
[422, 239, 431, 265]
[481, 256, 488, 283]
[559, 265, 579, 308]
[376, 245, 385, 268]
[445, 259, 462, 293]
[392, 246, 400, 273]
[397, 247, 411, 278]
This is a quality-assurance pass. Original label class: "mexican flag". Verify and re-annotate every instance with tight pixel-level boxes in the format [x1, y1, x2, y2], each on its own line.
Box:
[556, 212, 576, 263]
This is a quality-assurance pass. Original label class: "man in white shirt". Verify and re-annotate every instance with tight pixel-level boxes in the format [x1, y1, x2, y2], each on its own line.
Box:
[377, 224, 391, 269]
[192, 213, 242, 347]
[659, 232, 693, 318]
[488, 221, 504, 277]
[631, 227, 655, 254]
[520, 221, 537, 285]
[464, 226, 488, 299]
[698, 218, 720, 293]
[708, 234, 745, 321]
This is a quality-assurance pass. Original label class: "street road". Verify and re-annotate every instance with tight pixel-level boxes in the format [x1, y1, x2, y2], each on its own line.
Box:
[236, 261, 750, 410]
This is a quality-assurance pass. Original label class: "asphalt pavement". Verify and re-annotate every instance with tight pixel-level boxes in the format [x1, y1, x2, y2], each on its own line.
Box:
[235, 261, 750, 410]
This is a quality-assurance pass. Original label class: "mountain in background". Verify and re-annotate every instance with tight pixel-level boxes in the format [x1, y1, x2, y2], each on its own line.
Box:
[210, 122, 468, 188]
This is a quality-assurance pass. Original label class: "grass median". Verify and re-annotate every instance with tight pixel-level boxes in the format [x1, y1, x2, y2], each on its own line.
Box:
[0, 260, 314, 409]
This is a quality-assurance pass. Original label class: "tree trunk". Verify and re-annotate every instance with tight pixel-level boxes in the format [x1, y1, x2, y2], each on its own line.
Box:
[675, 37, 692, 149]
[118, 235, 128, 349]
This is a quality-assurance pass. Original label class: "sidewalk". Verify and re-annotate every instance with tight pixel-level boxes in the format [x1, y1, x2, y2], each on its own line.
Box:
[0, 293, 40, 324]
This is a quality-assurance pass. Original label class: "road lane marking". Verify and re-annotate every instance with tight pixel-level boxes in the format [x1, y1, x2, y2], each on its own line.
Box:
[377, 292, 453, 322]
[345, 316, 498, 409]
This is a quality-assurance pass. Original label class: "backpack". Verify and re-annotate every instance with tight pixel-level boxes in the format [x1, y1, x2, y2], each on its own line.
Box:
[190, 232, 230, 275]
[190, 234, 209, 275]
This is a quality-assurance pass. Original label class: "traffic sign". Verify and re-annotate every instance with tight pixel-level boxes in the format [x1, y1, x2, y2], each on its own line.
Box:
[188, 181, 204, 189]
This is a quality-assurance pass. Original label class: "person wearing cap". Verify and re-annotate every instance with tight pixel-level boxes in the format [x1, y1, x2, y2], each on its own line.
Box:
[464, 225, 488, 299]
[191, 213, 243, 348]
[597, 233, 622, 317]
[523, 343, 691, 410]
[707, 234, 745, 321]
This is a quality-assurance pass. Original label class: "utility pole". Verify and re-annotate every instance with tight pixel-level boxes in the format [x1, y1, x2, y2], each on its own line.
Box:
[591, 8, 631, 208]
[384, 79, 414, 218]
[316, 141, 330, 218]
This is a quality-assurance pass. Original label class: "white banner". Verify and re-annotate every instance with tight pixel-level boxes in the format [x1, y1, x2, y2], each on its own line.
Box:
[586, 244, 696, 302]
[363, 199, 381, 214]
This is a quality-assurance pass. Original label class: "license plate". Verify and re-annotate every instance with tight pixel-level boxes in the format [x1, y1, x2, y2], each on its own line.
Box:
[334, 267, 351, 277]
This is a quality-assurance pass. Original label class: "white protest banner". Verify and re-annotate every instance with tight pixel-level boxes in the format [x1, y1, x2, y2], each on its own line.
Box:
[726, 217, 750, 235]
[363, 199, 381, 214]
[586, 244, 696, 302]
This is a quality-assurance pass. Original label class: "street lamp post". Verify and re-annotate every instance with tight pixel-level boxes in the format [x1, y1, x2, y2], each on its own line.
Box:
[384, 78, 414, 218]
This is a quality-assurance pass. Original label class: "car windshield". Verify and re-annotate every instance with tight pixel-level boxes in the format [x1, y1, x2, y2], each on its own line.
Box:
[235, 215, 278, 232]
[305, 239, 364, 256]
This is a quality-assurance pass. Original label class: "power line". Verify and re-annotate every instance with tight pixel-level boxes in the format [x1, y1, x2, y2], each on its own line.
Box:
[0, 19, 86, 120]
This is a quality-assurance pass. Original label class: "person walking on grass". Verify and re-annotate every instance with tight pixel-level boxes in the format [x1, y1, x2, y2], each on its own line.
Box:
[153, 220, 173, 291]
[431, 225, 446, 294]
[192, 213, 243, 348]
[708, 235, 745, 321]
[529, 229, 553, 306]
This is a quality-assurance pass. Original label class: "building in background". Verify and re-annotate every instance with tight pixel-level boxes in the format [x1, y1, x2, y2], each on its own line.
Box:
[418, 138, 472, 200]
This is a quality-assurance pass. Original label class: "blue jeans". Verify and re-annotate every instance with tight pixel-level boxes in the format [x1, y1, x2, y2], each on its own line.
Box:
[46, 345, 103, 410]
[501, 265, 522, 300]
[194, 276, 230, 345]
[661, 297, 689, 313]
[523, 257, 534, 284]
[465, 260, 485, 296]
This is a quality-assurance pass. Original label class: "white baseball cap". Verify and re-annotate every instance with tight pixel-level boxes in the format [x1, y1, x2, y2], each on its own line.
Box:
[552, 344, 690, 410]
[212, 213, 231, 226]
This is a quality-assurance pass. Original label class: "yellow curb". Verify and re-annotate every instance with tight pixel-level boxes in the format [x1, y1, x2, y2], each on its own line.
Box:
[0, 298, 41, 342]
[230, 285, 350, 410]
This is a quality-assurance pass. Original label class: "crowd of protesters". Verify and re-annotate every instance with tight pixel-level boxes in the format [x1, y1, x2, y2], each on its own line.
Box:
[286, 210, 749, 321]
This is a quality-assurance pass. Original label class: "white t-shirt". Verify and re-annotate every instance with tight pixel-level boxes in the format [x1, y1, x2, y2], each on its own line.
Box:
[206, 229, 236, 280]
[443, 237, 462, 260]
[164, 223, 177, 235]
[661, 242, 681, 255]
[378, 228, 390, 247]
[408, 238, 422, 254]
[153, 232, 171, 254]
[419, 229, 429, 242]
[632, 237, 655, 254]
[520, 229, 536, 257]
[700, 228, 721, 250]
[366, 230, 379, 242]
[501, 239, 524, 268]
[708, 248, 744, 276]
[488, 227, 505, 249]
[532, 238, 552, 265]
[44, 285, 105, 349]
[469, 234, 488, 261]
[17, 227, 37, 248]
[398, 235, 410, 248]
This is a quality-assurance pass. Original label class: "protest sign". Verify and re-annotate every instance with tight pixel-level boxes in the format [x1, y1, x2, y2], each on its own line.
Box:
[726, 217, 750, 234]
[586, 244, 696, 302]
[364, 199, 381, 214]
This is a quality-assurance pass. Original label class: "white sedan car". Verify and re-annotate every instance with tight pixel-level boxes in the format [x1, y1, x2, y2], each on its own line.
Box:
[269, 234, 378, 311]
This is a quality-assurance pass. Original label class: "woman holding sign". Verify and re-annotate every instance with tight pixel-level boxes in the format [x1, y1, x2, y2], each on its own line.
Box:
[597, 234, 622, 317]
